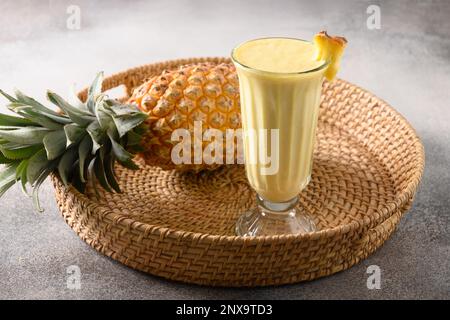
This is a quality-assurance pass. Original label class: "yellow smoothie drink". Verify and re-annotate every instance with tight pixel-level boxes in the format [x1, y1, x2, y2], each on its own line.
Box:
[232, 38, 328, 203]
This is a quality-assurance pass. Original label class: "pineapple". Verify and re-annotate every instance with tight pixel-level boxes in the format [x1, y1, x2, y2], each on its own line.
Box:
[129, 62, 241, 170]
[0, 31, 347, 208]
[313, 31, 348, 81]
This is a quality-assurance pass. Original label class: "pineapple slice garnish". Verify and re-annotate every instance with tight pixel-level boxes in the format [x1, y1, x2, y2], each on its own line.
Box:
[313, 31, 347, 81]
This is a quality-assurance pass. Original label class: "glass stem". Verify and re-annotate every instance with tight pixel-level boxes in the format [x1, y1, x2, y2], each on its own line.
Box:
[257, 195, 298, 213]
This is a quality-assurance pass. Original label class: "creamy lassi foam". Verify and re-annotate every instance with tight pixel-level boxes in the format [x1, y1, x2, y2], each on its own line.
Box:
[232, 38, 327, 203]
[233, 38, 324, 73]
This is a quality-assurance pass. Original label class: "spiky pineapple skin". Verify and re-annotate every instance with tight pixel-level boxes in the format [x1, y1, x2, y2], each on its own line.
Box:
[129, 62, 241, 170]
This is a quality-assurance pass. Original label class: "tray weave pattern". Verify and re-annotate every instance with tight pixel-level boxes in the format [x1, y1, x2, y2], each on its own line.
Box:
[53, 58, 424, 286]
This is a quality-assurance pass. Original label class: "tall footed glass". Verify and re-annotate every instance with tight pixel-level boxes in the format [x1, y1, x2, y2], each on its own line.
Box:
[231, 37, 329, 236]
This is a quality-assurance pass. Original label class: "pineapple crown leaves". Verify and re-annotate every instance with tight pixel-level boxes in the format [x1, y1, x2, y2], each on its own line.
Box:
[0, 72, 148, 211]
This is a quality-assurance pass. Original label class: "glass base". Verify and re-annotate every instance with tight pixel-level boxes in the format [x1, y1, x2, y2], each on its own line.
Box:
[235, 195, 316, 236]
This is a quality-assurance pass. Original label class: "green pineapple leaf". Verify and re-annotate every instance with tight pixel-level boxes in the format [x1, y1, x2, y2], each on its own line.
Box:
[0, 127, 50, 145]
[0, 71, 148, 210]
[109, 134, 133, 163]
[112, 112, 148, 138]
[15, 159, 30, 195]
[93, 149, 112, 193]
[57, 147, 77, 186]
[78, 135, 92, 183]
[47, 91, 94, 126]
[103, 152, 121, 193]
[117, 158, 139, 170]
[32, 168, 54, 212]
[0, 163, 20, 198]
[8, 102, 72, 125]
[86, 121, 104, 154]
[26, 149, 51, 185]
[64, 123, 86, 146]
[8, 105, 63, 130]
[0, 144, 42, 160]
[87, 72, 104, 113]
[0, 89, 19, 103]
[0, 152, 13, 164]
[14, 89, 61, 117]
[70, 162, 86, 194]
[95, 99, 114, 132]
[126, 130, 143, 146]
[0, 112, 35, 127]
[43, 130, 67, 160]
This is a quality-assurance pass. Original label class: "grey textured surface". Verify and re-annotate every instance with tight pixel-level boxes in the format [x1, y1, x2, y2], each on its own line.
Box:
[0, 0, 449, 299]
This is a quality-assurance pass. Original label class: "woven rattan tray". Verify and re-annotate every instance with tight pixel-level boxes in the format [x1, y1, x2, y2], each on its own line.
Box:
[52, 58, 424, 286]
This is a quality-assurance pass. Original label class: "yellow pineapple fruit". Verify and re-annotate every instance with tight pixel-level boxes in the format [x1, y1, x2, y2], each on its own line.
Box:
[129, 62, 241, 170]
[313, 31, 348, 81]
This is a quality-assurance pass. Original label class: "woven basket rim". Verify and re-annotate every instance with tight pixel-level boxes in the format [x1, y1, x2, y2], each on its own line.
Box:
[328, 79, 425, 230]
[68, 57, 425, 244]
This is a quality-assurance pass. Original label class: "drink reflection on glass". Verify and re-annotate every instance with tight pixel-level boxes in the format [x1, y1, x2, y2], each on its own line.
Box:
[231, 37, 329, 236]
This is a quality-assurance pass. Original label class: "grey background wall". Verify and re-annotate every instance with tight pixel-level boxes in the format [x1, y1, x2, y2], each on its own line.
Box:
[0, 0, 449, 299]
